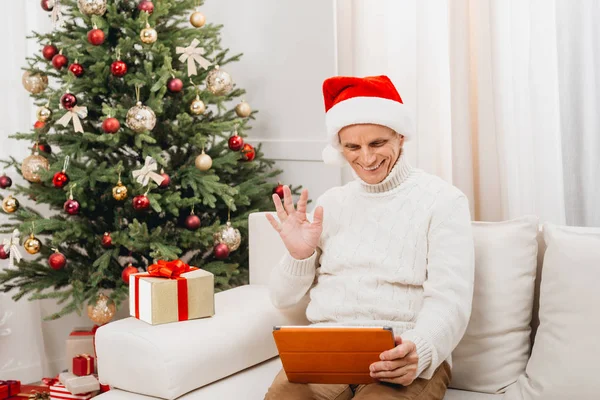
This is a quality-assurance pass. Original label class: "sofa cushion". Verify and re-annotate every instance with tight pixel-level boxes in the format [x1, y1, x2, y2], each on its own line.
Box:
[95, 285, 309, 400]
[504, 223, 600, 400]
[449, 216, 539, 393]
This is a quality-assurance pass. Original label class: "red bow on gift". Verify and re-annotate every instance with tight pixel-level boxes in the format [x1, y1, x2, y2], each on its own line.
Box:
[147, 259, 197, 278]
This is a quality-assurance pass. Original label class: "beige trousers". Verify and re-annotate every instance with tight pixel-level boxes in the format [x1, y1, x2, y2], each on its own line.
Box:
[264, 361, 451, 400]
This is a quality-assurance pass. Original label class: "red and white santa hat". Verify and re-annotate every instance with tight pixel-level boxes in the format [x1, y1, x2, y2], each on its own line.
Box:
[321, 75, 414, 165]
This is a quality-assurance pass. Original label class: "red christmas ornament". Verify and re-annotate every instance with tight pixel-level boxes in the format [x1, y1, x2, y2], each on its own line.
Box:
[87, 28, 105, 46]
[273, 183, 284, 199]
[167, 78, 183, 93]
[159, 171, 170, 188]
[214, 243, 230, 259]
[60, 93, 77, 110]
[185, 215, 201, 230]
[0, 175, 12, 189]
[102, 117, 120, 133]
[228, 135, 244, 151]
[69, 63, 84, 77]
[64, 199, 80, 215]
[241, 143, 256, 161]
[138, 0, 154, 14]
[0, 246, 8, 260]
[111, 60, 127, 77]
[132, 195, 150, 211]
[42, 44, 58, 60]
[37, 143, 52, 154]
[101, 232, 112, 248]
[52, 53, 68, 70]
[41, 0, 54, 12]
[48, 251, 67, 270]
[122, 264, 139, 284]
[34, 121, 46, 130]
[52, 171, 70, 188]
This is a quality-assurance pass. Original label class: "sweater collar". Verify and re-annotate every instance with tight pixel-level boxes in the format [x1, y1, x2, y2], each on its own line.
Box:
[353, 153, 414, 194]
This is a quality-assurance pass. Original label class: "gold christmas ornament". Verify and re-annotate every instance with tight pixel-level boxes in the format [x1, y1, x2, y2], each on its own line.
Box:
[87, 292, 116, 325]
[214, 221, 241, 252]
[21, 153, 50, 183]
[235, 101, 252, 118]
[22, 71, 48, 94]
[206, 66, 233, 95]
[2, 195, 19, 213]
[112, 181, 128, 201]
[77, 0, 107, 16]
[36, 105, 52, 122]
[189, 95, 206, 115]
[140, 23, 158, 44]
[24, 234, 41, 255]
[126, 101, 156, 133]
[195, 150, 212, 171]
[190, 11, 206, 28]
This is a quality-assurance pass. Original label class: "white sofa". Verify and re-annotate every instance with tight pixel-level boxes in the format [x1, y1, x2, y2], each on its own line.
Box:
[93, 212, 549, 400]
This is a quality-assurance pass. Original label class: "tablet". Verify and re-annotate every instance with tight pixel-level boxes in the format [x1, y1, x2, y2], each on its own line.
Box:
[272, 325, 395, 384]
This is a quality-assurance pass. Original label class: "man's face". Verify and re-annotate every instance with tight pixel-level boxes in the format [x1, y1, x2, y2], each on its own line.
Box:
[339, 124, 404, 185]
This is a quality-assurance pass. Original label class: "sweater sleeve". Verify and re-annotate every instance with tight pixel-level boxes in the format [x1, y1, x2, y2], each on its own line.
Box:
[401, 194, 475, 379]
[268, 248, 319, 309]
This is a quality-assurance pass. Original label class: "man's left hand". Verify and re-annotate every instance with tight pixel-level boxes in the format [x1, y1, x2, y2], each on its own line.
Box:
[369, 336, 419, 386]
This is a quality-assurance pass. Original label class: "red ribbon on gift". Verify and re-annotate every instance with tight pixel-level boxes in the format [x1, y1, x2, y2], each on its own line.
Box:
[134, 260, 198, 322]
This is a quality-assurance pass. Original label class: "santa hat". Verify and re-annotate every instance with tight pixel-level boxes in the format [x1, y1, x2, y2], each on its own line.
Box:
[321, 75, 414, 165]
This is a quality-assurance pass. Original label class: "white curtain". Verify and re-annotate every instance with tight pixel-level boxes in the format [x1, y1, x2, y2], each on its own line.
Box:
[336, 0, 598, 226]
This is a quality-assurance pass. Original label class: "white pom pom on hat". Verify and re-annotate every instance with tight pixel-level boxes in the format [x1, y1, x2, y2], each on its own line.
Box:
[321, 75, 414, 166]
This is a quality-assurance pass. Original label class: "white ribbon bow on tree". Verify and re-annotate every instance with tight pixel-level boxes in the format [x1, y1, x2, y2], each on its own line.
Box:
[57, 106, 88, 133]
[176, 39, 212, 76]
[51, 0, 65, 28]
[132, 156, 165, 187]
[3, 229, 22, 269]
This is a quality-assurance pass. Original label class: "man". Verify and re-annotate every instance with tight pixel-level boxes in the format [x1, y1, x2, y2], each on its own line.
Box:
[264, 75, 474, 399]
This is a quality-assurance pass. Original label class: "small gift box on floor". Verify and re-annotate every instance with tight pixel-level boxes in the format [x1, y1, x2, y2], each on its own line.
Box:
[49, 383, 96, 400]
[72, 354, 94, 376]
[65, 327, 98, 373]
[129, 259, 214, 325]
[10, 385, 50, 400]
[0, 381, 21, 398]
[58, 373, 99, 395]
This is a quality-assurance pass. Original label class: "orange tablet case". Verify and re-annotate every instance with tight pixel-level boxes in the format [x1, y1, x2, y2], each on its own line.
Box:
[272, 326, 395, 384]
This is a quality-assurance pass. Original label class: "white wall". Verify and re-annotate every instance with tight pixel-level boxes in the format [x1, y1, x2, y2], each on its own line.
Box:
[1, 0, 341, 381]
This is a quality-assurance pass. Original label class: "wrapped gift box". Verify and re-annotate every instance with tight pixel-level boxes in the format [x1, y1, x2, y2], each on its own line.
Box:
[65, 328, 97, 373]
[0, 382, 20, 397]
[1, 385, 7, 400]
[72, 354, 95, 376]
[8, 385, 50, 400]
[49, 383, 96, 400]
[58, 373, 99, 395]
[129, 260, 214, 325]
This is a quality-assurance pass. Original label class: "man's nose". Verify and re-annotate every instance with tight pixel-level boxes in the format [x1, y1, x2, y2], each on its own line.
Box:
[360, 148, 377, 165]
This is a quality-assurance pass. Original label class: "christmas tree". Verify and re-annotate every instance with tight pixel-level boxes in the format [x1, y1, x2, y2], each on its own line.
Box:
[0, 0, 294, 321]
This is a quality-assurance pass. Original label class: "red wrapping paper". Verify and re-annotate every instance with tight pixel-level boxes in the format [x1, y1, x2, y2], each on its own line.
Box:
[72, 355, 95, 376]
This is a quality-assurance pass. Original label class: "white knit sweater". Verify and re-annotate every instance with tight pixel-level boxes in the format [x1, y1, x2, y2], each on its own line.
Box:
[268, 154, 475, 379]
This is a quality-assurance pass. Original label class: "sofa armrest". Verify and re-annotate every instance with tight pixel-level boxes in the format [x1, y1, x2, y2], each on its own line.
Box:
[95, 285, 309, 400]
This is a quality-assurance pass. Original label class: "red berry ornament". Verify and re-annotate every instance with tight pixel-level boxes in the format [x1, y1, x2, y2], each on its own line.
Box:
[52, 171, 69, 188]
[41, 0, 54, 12]
[101, 232, 112, 248]
[60, 93, 77, 110]
[167, 78, 183, 93]
[102, 117, 120, 133]
[111, 60, 127, 77]
[214, 243, 230, 259]
[0, 175, 12, 189]
[138, 0, 154, 14]
[0, 246, 8, 260]
[159, 171, 170, 188]
[228, 135, 244, 151]
[273, 183, 284, 199]
[42, 44, 58, 60]
[69, 63, 84, 77]
[132, 195, 150, 211]
[37, 143, 52, 154]
[48, 251, 67, 270]
[122, 264, 139, 284]
[87, 28, 105, 45]
[64, 199, 80, 215]
[52, 54, 68, 70]
[185, 215, 201, 230]
[241, 143, 256, 161]
[34, 121, 46, 130]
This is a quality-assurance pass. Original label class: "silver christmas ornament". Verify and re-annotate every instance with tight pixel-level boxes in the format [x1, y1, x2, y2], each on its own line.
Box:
[77, 0, 107, 16]
[126, 101, 156, 133]
[206, 66, 233, 96]
[214, 221, 241, 252]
